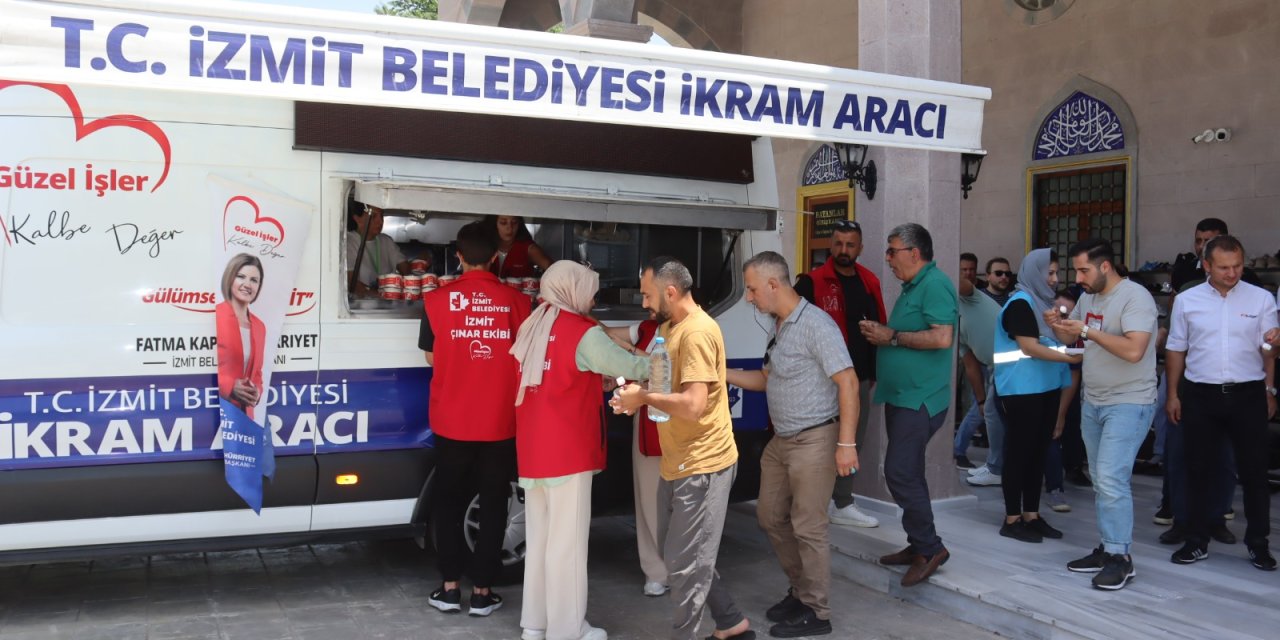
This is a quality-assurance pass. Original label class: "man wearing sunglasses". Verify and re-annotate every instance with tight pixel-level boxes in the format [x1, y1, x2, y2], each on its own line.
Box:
[794, 218, 887, 530]
[858, 223, 958, 587]
[984, 257, 1014, 307]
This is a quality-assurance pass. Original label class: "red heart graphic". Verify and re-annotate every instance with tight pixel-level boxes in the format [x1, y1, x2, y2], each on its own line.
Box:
[223, 195, 285, 250]
[0, 81, 172, 190]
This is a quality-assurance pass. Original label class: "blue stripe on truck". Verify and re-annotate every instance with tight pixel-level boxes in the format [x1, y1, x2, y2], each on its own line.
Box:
[0, 359, 767, 472]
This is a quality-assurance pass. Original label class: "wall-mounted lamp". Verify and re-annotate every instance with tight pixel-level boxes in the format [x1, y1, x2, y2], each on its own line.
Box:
[835, 143, 877, 200]
[961, 153, 985, 200]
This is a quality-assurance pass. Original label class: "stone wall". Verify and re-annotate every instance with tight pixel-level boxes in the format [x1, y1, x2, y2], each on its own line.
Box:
[742, 0, 858, 265]
[961, 0, 1280, 270]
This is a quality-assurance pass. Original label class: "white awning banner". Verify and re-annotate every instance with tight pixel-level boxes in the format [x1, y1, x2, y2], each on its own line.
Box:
[0, 0, 990, 153]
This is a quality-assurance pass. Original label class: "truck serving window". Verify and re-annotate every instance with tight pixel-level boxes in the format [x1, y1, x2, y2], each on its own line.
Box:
[342, 212, 741, 320]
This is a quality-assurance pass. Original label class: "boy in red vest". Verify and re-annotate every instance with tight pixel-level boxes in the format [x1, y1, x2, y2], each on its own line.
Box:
[419, 221, 531, 617]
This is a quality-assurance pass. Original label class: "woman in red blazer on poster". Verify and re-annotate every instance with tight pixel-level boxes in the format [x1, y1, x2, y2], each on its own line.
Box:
[216, 253, 267, 420]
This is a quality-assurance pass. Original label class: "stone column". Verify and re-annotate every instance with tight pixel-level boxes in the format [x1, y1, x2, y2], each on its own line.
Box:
[852, 0, 969, 505]
[438, 0, 508, 26]
[559, 0, 653, 42]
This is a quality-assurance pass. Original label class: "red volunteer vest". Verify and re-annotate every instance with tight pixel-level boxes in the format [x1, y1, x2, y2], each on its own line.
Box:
[634, 320, 662, 457]
[808, 258, 888, 342]
[515, 312, 605, 478]
[423, 270, 530, 441]
[495, 239, 534, 278]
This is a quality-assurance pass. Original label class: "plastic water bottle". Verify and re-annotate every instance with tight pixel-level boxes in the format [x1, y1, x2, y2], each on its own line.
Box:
[648, 337, 671, 423]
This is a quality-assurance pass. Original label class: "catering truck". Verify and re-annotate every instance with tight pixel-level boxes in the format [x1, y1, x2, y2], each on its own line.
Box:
[0, 0, 988, 564]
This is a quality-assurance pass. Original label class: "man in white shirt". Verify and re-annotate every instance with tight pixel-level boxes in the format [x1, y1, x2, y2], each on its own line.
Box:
[1165, 235, 1278, 571]
[346, 203, 411, 296]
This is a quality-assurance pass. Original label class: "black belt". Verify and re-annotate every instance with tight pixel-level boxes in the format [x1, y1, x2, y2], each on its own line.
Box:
[1186, 380, 1264, 394]
[794, 418, 838, 434]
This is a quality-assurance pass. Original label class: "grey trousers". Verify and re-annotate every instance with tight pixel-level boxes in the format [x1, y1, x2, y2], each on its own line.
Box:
[658, 465, 744, 640]
[884, 404, 947, 557]
[832, 382, 872, 507]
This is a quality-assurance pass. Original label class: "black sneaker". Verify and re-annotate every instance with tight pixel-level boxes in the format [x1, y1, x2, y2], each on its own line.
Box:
[1171, 544, 1208, 565]
[1067, 546, 1106, 573]
[1210, 524, 1237, 545]
[768, 605, 832, 638]
[1248, 546, 1277, 571]
[1159, 525, 1187, 545]
[999, 520, 1043, 544]
[468, 591, 503, 617]
[1152, 505, 1173, 526]
[1091, 554, 1135, 591]
[765, 588, 806, 623]
[1025, 517, 1063, 540]
[428, 585, 462, 613]
[955, 454, 976, 470]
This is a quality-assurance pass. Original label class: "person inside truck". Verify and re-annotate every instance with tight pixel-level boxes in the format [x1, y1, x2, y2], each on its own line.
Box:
[215, 253, 266, 420]
[485, 215, 553, 278]
[346, 201, 412, 296]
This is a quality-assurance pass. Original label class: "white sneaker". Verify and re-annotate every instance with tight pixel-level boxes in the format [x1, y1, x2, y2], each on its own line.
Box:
[578, 626, 608, 640]
[1046, 489, 1071, 512]
[968, 464, 988, 477]
[521, 631, 546, 640]
[643, 581, 669, 597]
[829, 502, 880, 528]
[966, 468, 1002, 486]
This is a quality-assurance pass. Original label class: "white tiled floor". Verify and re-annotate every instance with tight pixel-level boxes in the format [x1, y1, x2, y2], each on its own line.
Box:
[781, 463, 1280, 640]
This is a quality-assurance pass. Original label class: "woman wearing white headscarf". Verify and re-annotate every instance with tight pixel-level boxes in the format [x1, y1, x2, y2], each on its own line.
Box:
[510, 260, 648, 640]
[991, 249, 1082, 544]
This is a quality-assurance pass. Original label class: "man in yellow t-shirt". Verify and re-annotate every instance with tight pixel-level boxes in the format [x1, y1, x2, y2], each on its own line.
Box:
[613, 256, 749, 640]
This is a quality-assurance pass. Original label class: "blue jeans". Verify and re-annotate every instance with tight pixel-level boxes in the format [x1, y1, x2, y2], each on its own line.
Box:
[1080, 400, 1157, 555]
[953, 367, 1004, 475]
[953, 365, 986, 457]
[1044, 439, 1064, 493]
[1152, 374, 1169, 459]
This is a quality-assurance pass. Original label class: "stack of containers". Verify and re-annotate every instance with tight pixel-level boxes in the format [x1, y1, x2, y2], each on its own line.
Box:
[377, 273, 403, 300]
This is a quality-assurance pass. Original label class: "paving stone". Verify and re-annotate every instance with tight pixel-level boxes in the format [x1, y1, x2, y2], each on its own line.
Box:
[146, 596, 217, 622]
[67, 622, 147, 640]
[146, 617, 221, 640]
[75, 597, 148, 624]
[282, 604, 355, 630]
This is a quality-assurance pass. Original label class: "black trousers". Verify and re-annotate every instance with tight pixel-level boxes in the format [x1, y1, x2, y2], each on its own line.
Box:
[431, 435, 516, 587]
[997, 389, 1060, 517]
[883, 404, 947, 557]
[1060, 394, 1086, 472]
[1181, 381, 1272, 549]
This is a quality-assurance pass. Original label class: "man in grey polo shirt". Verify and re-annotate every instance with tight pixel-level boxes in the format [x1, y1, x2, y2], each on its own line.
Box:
[727, 251, 859, 639]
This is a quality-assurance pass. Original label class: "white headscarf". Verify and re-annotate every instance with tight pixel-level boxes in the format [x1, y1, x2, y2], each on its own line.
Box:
[510, 261, 599, 405]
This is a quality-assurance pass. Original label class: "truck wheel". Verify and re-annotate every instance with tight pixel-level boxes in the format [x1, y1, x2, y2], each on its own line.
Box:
[463, 481, 527, 568]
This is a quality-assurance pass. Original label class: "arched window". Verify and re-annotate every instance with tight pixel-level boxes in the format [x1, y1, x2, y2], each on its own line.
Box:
[1025, 80, 1137, 279]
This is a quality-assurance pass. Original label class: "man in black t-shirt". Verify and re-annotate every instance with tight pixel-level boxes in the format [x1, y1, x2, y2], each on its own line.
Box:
[795, 219, 887, 529]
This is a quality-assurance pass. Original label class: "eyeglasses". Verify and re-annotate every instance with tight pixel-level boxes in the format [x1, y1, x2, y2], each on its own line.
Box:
[834, 220, 861, 232]
[989, 270, 1012, 277]
[885, 247, 913, 257]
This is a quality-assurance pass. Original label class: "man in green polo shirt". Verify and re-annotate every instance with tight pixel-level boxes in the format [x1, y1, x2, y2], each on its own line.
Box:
[858, 223, 958, 588]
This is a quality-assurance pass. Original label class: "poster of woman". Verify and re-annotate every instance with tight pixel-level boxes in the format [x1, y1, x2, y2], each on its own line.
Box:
[209, 175, 312, 513]
[216, 253, 266, 420]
